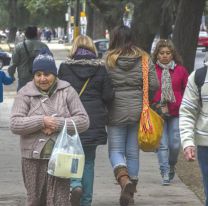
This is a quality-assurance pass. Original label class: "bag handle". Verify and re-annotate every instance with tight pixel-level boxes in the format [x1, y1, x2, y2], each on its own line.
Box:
[141, 55, 150, 107]
[140, 55, 153, 133]
[62, 119, 78, 137]
[70, 119, 78, 136]
[79, 78, 90, 97]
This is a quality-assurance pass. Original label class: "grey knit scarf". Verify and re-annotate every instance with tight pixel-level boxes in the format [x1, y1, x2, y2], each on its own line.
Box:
[157, 60, 176, 103]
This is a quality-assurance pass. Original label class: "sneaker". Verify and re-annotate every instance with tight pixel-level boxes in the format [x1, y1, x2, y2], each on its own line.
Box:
[70, 187, 83, 206]
[169, 166, 175, 180]
[162, 173, 170, 186]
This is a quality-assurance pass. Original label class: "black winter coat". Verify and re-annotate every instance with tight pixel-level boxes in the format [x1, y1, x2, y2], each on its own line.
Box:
[58, 58, 114, 146]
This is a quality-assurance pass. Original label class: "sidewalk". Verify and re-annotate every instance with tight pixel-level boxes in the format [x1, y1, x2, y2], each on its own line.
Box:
[43, 39, 72, 51]
[0, 92, 203, 206]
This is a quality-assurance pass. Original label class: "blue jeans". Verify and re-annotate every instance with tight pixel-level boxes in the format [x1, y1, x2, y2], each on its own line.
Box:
[70, 145, 96, 206]
[157, 117, 180, 175]
[197, 146, 208, 206]
[107, 122, 140, 178]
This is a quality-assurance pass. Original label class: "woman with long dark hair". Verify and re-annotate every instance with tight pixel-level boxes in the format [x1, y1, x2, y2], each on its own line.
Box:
[105, 25, 159, 206]
[152, 39, 188, 185]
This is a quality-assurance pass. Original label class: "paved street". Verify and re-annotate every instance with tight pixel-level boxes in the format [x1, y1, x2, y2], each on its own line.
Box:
[0, 96, 204, 205]
[0, 43, 205, 205]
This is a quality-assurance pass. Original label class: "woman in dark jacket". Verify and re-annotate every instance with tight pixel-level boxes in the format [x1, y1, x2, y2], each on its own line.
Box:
[58, 35, 114, 206]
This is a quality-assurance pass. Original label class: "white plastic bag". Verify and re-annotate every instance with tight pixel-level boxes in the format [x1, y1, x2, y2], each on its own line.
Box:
[48, 120, 85, 179]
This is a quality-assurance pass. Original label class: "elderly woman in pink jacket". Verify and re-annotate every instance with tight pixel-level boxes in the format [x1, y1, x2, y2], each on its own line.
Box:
[151, 39, 188, 186]
[10, 48, 89, 206]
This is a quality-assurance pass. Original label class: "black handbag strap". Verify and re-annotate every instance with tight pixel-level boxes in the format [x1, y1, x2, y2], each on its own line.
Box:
[23, 40, 30, 57]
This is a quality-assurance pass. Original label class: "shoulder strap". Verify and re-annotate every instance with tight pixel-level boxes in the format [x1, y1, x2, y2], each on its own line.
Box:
[79, 78, 90, 97]
[23, 40, 30, 57]
[141, 55, 149, 106]
[194, 66, 207, 107]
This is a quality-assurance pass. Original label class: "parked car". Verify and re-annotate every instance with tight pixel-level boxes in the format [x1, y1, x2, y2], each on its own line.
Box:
[0, 50, 11, 69]
[198, 31, 208, 49]
[93, 39, 109, 58]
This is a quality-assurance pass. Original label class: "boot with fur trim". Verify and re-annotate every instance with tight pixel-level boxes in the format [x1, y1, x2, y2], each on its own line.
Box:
[114, 166, 134, 206]
[129, 178, 138, 205]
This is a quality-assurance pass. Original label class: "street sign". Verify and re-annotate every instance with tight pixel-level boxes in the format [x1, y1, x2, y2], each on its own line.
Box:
[65, 13, 69, 21]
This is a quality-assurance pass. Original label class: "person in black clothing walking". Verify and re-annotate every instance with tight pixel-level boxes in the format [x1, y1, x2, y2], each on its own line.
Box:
[58, 35, 114, 206]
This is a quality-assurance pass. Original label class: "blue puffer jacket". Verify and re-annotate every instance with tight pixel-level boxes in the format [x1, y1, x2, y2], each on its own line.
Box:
[0, 70, 13, 103]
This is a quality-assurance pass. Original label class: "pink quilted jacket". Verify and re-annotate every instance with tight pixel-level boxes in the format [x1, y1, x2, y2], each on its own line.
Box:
[152, 64, 189, 117]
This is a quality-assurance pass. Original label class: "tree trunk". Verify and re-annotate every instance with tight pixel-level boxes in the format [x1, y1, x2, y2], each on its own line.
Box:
[92, 0, 124, 33]
[172, 0, 206, 73]
[86, 2, 94, 38]
[8, 0, 17, 43]
[160, 0, 176, 39]
[93, 9, 106, 39]
[86, 3, 106, 39]
[131, 0, 165, 53]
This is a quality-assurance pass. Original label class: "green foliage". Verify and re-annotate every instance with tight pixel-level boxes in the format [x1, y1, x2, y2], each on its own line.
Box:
[23, 0, 66, 27]
[0, 6, 9, 28]
[0, 0, 67, 29]
[24, 0, 65, 15]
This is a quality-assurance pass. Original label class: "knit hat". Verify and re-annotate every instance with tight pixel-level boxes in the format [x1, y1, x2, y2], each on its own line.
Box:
[32, 48, 57, 76]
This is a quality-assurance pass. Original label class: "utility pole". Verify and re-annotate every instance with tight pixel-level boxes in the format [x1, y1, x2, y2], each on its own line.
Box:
[67, 2, 72, 43]
[73, 0, 80, 40]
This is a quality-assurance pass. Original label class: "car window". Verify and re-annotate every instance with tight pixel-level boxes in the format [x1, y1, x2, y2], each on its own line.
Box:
[98, 41, 109, 51]
[199, 31, 208, 37]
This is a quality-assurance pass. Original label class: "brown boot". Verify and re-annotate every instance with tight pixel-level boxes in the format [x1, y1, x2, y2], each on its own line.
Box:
[70, 187, 83, 206]
[114, 166, 134, 206]
[129, 178, 138, 205]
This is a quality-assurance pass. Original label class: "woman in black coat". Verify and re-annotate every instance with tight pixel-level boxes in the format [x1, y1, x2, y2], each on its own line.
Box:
[58, 35, 114, 206]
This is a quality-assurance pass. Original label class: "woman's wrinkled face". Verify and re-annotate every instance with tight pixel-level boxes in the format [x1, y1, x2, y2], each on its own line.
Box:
[34, 71, 56, 91]
[157, 47, 173, 64]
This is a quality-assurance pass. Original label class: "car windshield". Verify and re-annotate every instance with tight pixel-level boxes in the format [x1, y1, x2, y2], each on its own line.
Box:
[98, 41, 109, 50]
[199, 31, 208, 37]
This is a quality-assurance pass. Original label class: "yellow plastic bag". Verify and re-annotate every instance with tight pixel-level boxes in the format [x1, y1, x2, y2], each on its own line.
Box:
[138, 55, 164, 152]
[139, 106, 164, 152]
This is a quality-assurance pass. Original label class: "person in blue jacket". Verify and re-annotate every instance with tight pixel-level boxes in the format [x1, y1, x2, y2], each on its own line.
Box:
[0, 70, 13, 103]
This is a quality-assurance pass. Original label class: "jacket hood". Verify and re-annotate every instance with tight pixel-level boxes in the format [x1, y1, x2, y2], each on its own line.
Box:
[64, 58, 104, 79]
[18, 79, 70, 97]
[117, 56, 140, 71]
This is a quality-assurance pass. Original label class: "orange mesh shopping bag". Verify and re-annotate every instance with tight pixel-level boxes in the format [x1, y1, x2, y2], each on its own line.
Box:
[138, 55, 164, 152]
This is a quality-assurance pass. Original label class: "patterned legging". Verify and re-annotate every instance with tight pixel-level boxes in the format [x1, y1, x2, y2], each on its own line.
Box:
[22, 158, 70, 206]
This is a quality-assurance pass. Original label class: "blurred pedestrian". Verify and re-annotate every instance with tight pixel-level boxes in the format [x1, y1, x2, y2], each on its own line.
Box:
[0, 70, 13, 105]
[46, 29, 52, 43]
[180, 54, 208, 206]
[8, 25, 48, 91]
[58, 35, 114, 206]
[15, 29, 25, 44]
[151, 39, 188, 185]
[105, 25, 159, 206]
[10, 48, 89, 206]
